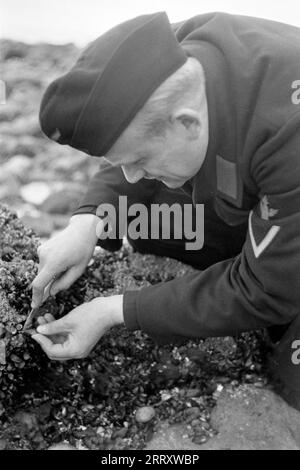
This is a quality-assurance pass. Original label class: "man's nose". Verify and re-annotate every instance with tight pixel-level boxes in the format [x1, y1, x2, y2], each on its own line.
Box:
[121, 165, 144, 183]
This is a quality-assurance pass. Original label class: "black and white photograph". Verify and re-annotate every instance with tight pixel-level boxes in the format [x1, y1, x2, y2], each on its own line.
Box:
[0, 0, 300, 455]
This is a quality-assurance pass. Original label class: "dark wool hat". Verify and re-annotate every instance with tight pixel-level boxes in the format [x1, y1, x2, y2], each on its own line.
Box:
[39, 12, 187, 157]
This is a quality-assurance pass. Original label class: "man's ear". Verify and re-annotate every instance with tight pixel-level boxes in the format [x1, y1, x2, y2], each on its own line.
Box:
[171, 108, 201, 140]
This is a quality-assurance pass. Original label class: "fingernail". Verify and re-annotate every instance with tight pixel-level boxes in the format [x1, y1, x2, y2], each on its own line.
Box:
[37, 325, 45, 334]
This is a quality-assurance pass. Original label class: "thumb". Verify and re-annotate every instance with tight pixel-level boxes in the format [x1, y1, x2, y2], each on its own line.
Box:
[32, 334, 70, 360]
[31, 333, 54, 354]
[36, 317, 68, 336]
[50, 266, 83, 295]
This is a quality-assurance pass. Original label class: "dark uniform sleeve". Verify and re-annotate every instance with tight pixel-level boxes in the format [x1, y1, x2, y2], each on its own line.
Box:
[123, 120, 300, 340]
[72, 159, 157, 251]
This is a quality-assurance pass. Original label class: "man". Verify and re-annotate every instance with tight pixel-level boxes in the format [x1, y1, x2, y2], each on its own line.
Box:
[31, 12, 300, 403]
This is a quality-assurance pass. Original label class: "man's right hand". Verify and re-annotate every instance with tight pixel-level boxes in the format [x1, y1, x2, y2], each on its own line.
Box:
[31, 214, 103, 308]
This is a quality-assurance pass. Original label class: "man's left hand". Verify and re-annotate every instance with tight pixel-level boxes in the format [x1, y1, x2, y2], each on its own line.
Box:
[31, 295, 124, 361]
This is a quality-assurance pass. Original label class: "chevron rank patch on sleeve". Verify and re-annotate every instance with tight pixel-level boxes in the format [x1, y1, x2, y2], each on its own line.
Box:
[248, 195, 281, 259]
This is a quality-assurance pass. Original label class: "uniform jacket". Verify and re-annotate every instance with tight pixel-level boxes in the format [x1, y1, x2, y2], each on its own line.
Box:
[73, 12, 300, 340]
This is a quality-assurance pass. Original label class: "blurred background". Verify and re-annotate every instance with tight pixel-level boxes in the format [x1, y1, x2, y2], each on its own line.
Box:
[1, 0, 300, 240]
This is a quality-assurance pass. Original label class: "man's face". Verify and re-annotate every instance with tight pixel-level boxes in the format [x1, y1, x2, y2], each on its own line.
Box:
[105, 113, 207, 189]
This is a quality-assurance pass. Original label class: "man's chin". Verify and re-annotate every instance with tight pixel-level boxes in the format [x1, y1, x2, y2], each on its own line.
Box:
[161, 179, 184, 189]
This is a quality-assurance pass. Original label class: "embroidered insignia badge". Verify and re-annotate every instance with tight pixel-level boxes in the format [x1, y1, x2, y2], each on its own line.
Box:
[260, 195, 278, 221]
[50, 128, 61, 142]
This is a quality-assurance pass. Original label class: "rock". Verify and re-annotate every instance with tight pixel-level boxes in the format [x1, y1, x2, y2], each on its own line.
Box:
[48, 442, 77, 450]
[185, 388, 202, 398]
[146, 423, 201, 450]
[185, 407, 201, 418]
[20, 182, 52, 205]
[147, 385, 300, 450]
[191, 419, 201, 427]
[113, 427, 128, 439]
[135, 406, 156, 424]
[201, 385, 300, 450]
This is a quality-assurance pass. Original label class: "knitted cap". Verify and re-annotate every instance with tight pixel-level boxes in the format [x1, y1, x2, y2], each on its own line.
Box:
[39, 12, 187, 156]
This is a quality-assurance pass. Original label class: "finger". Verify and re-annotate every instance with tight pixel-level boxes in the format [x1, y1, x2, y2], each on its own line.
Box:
[36, 317, 68, 336]
[31, 334, 55, 355]
[50, 266, 82, 296]
[44, 313, 55, 323]
[37, 316, 47, 325]
[32, 334, 72, 360]
[31, 267, 58, 308]
[42, 279, 56, 303]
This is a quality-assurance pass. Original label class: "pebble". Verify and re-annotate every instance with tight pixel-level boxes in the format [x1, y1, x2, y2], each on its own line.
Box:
[217, 376, 231, 385]
[185, 407, 200, 418]
[113, 427, 128, 439]
[185, 388, 202, 398]
[193, 435, 208, 445]
[191, 419, 201, 427]
[135, 406, 156, 424]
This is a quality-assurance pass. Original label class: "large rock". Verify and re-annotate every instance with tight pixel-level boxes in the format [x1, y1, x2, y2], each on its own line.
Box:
[146, 384, 300, 450]
[205, 385, 300, 450]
